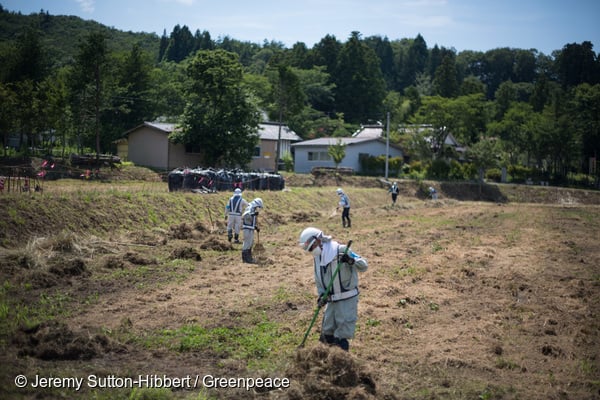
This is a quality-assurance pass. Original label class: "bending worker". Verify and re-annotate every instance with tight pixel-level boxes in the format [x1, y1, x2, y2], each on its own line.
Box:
[241, 198, 263, 264]
[299, 227, 368, 351]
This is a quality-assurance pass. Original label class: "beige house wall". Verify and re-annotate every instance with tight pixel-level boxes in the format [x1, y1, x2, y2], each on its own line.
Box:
[128, 127, 203, 170]
[125, 123, 298, 171]
[168, 142, 203, 169]
[250, 139, 277, 171]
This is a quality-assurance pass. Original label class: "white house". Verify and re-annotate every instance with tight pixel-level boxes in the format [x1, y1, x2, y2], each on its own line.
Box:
[292, 136, 404, 174]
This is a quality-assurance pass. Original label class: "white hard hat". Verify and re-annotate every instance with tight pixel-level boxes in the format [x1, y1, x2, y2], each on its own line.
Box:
[336, 188, 343, 195]
[299, 227, 323, 251]
[252, 198, 263, 208]
[234, 188, 242, 195]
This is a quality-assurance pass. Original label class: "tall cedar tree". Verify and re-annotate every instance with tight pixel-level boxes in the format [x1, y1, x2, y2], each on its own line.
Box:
[72, 31, 108, 156]
[334, 32, 386, 123]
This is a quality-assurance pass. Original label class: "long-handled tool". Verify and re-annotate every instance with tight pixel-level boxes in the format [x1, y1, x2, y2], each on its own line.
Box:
[299, 239, 352, 348]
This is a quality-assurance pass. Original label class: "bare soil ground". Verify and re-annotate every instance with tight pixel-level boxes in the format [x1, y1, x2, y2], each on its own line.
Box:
[0, 172, 599, 399]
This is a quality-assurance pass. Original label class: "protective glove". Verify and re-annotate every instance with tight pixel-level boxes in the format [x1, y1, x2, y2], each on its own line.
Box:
[255, 227, 260, 232]
[317, 294, 328, 308]
[340, 254, 354, 265]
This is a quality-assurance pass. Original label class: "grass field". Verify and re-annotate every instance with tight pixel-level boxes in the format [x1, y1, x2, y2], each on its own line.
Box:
[1, 170, 599, 399]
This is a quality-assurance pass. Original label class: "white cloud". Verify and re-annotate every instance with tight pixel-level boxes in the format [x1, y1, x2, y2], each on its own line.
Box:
[76, 0, 95, 13]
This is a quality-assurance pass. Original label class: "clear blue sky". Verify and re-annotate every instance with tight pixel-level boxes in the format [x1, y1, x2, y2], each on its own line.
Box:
[3, 0, 599, 54]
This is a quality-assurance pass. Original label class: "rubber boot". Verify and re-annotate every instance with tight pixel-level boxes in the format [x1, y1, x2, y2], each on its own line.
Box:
[319, 334, 335, 345]
[242, 250, 256, 264]
[227, 230, 233, 243]
[336, 338, 349, 351]
[246, 249, 256, 264]
[234, 234, 240, 244]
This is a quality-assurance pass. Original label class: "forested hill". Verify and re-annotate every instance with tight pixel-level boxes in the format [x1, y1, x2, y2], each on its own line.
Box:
[0, 6, 160, 65]
[1, 4, 599, 190]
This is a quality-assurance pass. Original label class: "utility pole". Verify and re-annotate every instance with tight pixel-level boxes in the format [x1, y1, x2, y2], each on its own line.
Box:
[385, 111, 390, 179]
[275, 107, 282, 173]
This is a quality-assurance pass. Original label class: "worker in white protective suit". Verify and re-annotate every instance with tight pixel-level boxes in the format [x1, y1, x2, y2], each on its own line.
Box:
[241, 198, 263, 263]
[225, 188, 248, 243]
[299, 227, 368, 351]
[336, 188, 351, 228]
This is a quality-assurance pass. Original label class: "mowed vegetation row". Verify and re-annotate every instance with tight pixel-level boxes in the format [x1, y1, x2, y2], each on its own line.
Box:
[0, 182, 388, 248]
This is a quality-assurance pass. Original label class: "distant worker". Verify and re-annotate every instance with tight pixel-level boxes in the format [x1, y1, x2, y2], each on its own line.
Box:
[241, 198, 263, 264]
[428, 186, 438, 200]
[299, 227, 368, 351]
[389, 181, 399, 205]
[225, 188, 248, 244]
[336, 188, 351, 228]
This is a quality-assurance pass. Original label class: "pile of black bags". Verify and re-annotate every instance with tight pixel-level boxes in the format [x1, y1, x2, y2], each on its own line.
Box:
[167, 167, 285, 192]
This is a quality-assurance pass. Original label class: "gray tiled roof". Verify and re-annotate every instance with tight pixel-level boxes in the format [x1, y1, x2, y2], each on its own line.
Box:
[292, 137, 377, 146]
[258, 122, 302, 141]
[352, 124, 384, 138]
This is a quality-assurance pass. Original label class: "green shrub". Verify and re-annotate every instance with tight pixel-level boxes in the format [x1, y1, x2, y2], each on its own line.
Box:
[486, 168, 502, 182]
[508, 165, 533, 183]
[448, 160, 465, 180]
[428, 159, 450, 179]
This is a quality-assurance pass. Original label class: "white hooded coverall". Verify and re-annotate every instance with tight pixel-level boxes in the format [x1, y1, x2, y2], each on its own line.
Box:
[313, 240, 368, 341]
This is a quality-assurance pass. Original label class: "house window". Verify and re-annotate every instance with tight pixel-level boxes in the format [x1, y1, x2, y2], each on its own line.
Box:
[308, 151, 331, 161]
[253, 146, 261, 158]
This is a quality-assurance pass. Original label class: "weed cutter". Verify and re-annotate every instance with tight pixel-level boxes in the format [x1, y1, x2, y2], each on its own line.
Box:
[299, 239, 352, 348]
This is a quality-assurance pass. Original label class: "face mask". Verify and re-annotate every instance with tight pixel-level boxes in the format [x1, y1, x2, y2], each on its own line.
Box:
[311, 246, 322, 257]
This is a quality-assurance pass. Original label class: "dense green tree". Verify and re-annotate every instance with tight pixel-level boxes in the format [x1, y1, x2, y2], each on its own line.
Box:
[364, 35, 396, 90]
[428, 45, 442, 77]
[433, 54, 459, 98]
[287, 41, 313, 69]
[333, 31, 386, 123]
[488, 102, 536, 164]
[530, 73, 552, 112]
[571, 84, 600, 174]
[411, 95, 454, 158]
[43, 68, 74, 156]
[451, 93, 490, 145]
[268, 64, 306, 171]
[194, 29, 214, 52]
[147, 61, 187, 121]
[456, 50, 486, 80]
[71, 31, 109, 155]
[312, 34, 342, 76]
[460, 75, 486, 96]
[6, 26, 47, 83]
[513, 49, 537, 83]
[173, 49, 261, 167]
[465, 137, 501, 196]
[158, 29, 168, 62]
[12, 80, 39, 153]
[113, 43, 154, 131]
[164, 24, 195, 62]
[494, 81, 534, 119]
[482, 48, 516, 99]
[398, 34, 428, 91]
[0, 82, 17, 154]
[294, 66, 335, 114]
[555, 41, 600, 87]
